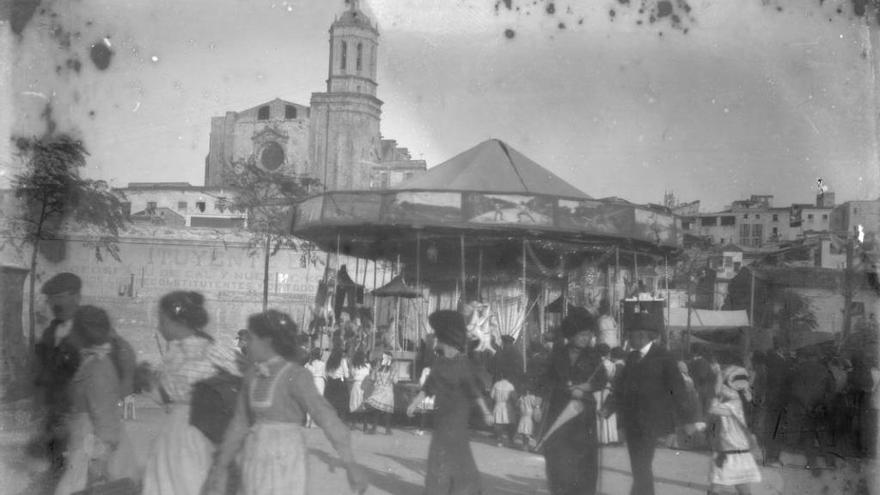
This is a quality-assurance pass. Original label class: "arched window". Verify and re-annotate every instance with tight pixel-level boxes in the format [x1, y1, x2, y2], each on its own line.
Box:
[356, 42, 363, 71]
[340, 41, 347, 70]
[285, 105, 297, 119]
[257, 106, 270, 120]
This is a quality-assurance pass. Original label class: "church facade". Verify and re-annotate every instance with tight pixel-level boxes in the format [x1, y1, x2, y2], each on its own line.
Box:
[204, 2, 425, 191]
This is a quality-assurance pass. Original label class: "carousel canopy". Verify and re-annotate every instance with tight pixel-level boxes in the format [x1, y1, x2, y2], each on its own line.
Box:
[392, 139, 590, 199]
[292, 139, 682, 278]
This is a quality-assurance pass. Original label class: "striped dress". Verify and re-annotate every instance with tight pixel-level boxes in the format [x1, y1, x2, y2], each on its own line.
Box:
[142, 336, 240, 495]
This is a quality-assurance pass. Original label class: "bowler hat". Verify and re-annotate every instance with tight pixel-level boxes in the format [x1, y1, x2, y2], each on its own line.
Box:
[41, 272, 82, 295]
[560, 307, 597, 338]
[429, 310, 467, 352]
[629, 311, 661, 334]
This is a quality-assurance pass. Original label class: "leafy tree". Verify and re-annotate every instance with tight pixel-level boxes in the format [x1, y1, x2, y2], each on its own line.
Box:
[224, 160, 320, 310]
[4, 134, 127, 346]
[775, 289, 818, 347]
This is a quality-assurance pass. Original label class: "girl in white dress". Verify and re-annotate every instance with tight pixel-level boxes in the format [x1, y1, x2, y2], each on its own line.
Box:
[141, 291, 240, 495]
[707, 365, 762, 495]
[516, 384, 542, 452]
[490, 373, 516, 447]
[304, 348, 326, 428]
[203, 310, 367, 495]
[348, 350, 371, 429]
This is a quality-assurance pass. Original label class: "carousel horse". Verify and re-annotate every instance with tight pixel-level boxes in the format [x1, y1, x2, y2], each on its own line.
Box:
[468, 303, 495, 354]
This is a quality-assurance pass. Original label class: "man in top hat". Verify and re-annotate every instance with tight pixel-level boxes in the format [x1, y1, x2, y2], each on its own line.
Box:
[540, 307, 607, 495]
[602, 311, 702, 495]
[32, 272, 137, 473]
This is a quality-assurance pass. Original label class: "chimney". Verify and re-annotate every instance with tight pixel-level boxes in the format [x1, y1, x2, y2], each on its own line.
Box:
[817, 192, 835, 208]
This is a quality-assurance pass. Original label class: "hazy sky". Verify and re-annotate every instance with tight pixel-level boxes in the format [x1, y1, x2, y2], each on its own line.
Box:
[6, 0, 880, 211]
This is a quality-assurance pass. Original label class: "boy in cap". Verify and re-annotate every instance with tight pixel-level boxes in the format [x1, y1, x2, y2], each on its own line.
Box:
[407, 310, 493, 495]
[602, 311, 703, 495]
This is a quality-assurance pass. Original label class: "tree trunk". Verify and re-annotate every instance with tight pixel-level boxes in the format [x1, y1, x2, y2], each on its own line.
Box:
[28, 238, 40, 348]
[262, 234, 271, 311]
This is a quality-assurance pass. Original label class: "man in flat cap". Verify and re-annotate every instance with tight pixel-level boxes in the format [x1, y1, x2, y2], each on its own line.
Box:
[32, 272, 137, 474]
[602, 311, 702, 495]
[540, 307, 607, 495]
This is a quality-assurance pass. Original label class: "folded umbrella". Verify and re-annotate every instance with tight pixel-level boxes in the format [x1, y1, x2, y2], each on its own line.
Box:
[534, 399, 585, 452]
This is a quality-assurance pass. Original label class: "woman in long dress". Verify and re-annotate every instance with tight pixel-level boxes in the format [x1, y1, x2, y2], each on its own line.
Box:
[365, 351, 398, 435]
[54, 306, 137, 495]
[324, 345, 350, 423]
[203, 310, 368, 495]
[141, 291, 240, 495]
[594, 343, 618, 445]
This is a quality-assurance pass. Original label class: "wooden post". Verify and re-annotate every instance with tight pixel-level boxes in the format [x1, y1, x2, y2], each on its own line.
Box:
[477, 248, 483, 301]
[460, 235, 466, 304]
[615, 247, 620, 345]
[665, 255, 670, 350]
[372, 261, 377, 351]
[522, 239, 528, 374]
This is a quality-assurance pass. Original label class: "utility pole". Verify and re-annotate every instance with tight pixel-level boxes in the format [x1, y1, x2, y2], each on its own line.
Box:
[843, 231, 855, 338]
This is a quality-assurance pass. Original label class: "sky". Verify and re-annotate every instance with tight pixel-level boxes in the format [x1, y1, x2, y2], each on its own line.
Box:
[4, 0, 880, 211]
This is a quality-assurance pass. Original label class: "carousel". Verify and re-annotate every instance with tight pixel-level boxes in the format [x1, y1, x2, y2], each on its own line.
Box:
[292, 139, 684, 389]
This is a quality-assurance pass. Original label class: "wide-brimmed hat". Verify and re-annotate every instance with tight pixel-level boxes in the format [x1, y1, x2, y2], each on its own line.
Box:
[628, 311, 661, 334]
[41, 272, 82, 295]
[429, 310, 467, 352]
[560, 307, 597, 338]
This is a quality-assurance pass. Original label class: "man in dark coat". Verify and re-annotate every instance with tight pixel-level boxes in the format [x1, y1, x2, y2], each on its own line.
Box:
[603, 312, 700, 495]
[540, 308, 607, 495]
[760, 339, 792, 466]
[491, 335, 524, 387]
[32, 273, 137, 473]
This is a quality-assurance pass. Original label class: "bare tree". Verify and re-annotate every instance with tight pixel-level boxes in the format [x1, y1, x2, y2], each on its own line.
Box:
[224, 160, 320, 310]
[3, 134, 127, 346]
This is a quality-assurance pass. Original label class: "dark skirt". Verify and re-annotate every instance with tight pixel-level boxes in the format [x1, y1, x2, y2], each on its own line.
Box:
[325, 377, 349, 420]
[543, 412, 599, 495]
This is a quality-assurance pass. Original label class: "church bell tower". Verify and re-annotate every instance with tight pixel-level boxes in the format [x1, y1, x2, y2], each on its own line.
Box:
[308, 0, 383, 192]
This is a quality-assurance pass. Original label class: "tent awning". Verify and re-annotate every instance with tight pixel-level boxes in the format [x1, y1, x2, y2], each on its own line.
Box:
[372, 274, 421, 298]
[665, 308, 750, 330]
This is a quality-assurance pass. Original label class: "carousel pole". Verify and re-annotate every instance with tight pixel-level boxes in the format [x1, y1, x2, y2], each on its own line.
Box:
[460, 235, 466, 306]
[395, 254, 402, 352]
[561, 255, 568, 318]
[416, 231, 422, 346]
[372, 261, 377, 352]
[665, 255, 670, 350]
[522, 239, 528, 374]
[615, 246, 621, 346]
[477, 248, 483, 301]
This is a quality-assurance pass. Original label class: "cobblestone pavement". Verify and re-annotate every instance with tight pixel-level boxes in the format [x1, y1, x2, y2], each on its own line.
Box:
[2, 401, 877, 495]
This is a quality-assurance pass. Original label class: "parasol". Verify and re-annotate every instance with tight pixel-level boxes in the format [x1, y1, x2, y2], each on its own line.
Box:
[372, 274, 421, 299]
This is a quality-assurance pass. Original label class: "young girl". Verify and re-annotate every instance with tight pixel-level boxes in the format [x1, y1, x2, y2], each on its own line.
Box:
[706, 365, 762, 495]
[304, 348, 325, 428]
[348, 350, 371, 430]
[142, 291, 240, 495]
[407, 310, 494, 495]
[594, 343, 618, 445]
[516, 383, 542, 452]
[203, 310, 367, 495]
[490, 372, 517, 447]
[54, 306, 137, 495]
[365, 351, 398, 435]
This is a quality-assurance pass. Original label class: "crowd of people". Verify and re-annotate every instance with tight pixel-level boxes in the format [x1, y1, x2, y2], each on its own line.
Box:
[26, 270, 879, 495]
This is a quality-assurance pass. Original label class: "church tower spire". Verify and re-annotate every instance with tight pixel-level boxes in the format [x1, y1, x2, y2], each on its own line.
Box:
[308, 2, 383, 192]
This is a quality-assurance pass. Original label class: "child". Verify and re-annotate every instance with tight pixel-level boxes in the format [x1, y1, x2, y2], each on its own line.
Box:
[365, 351, 398, 435]
[490, 372, 517, 447]
[706, 365, 762, 495]
[413, 366, 435, 436]
[516, 384, 542, 452]
[203, 310, 367, 495]
[348, 350, 371, 431]
[407, 310, 494, 495]
[594, 343, 618, 445]
[304, 348, 325, 428]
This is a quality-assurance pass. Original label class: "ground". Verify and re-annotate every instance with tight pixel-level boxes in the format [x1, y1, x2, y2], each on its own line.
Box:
[1, 399, 877, 495]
